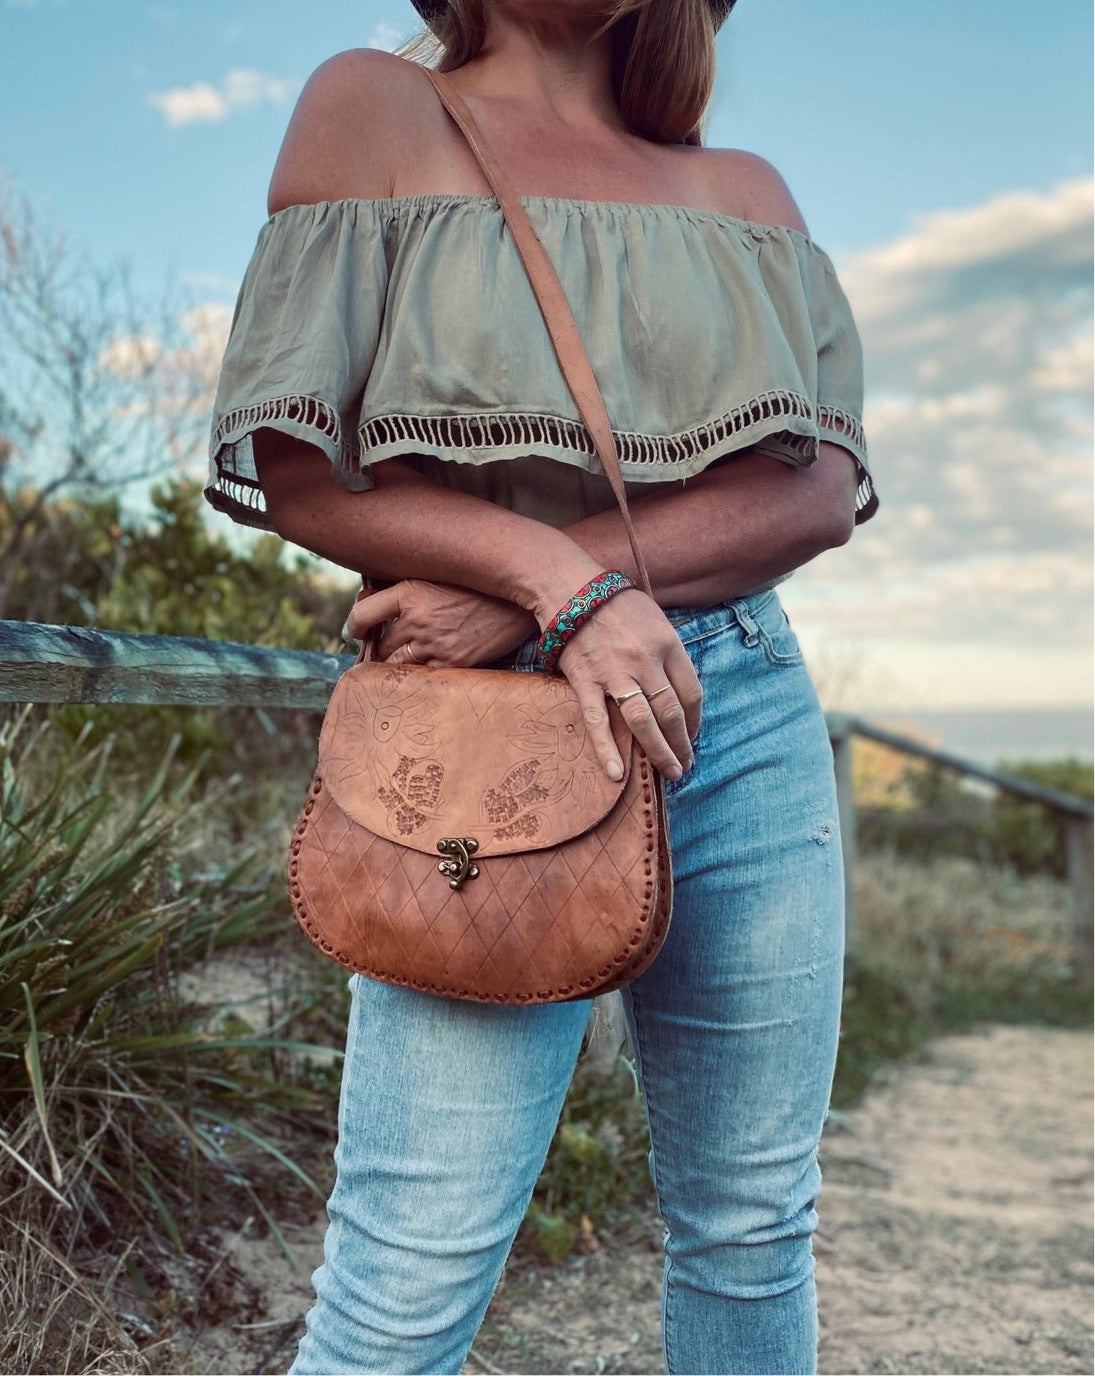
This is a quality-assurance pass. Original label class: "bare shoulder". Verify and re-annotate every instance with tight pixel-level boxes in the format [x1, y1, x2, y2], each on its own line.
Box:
[267, 50, 429, 214]
[698, 147, 810, 236]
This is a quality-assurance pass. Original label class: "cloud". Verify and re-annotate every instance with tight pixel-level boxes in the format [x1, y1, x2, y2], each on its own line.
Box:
[149, 68, 297, 127]
[100, 304, 232, 447]
[367, 20, 407, 52]
[785, 176, 1093, 706]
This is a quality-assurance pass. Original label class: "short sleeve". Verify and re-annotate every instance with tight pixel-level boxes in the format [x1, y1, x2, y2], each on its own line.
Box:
[808, 253, 877, 524]
[205, 201, 390, 530]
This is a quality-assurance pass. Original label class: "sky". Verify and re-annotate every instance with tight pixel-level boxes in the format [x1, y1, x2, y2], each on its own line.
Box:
[2, 0, 1093, 715]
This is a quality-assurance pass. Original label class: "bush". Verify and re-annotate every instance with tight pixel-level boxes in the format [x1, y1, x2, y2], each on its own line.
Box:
[858, 756, 1093, 879]
[990, 758, 1093, 879]
[3, 478, 357, 789]
[525, 1058, 652, 1258]
[0, 713, 341, 1373]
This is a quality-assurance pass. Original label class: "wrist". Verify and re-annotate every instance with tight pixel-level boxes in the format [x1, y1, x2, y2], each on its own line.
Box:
[503, 537, 604, 628]
[536, 570, 637, 672]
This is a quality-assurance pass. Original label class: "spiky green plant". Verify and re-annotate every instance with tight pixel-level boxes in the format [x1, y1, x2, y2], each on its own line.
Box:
[0, 710, 342, 1372]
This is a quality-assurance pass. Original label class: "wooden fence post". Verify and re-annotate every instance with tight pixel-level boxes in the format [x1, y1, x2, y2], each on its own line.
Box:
[1064, 816, 1094, 989]
[828, 714, 858, 971]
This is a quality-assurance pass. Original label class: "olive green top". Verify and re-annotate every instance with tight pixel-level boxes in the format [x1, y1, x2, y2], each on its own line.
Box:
[205, 194, 875, 532]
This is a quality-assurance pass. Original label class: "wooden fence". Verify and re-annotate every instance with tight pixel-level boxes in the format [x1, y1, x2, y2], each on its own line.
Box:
[2, 620, 1092, 983]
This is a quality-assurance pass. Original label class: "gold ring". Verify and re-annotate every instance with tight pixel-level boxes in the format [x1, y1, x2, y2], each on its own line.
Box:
[645, 684, 673, 701]
[404, 643, 422, 664]
[612, 689, 646, 707]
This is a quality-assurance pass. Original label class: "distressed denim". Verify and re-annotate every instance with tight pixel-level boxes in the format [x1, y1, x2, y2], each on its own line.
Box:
[291, 590, 845, 1376]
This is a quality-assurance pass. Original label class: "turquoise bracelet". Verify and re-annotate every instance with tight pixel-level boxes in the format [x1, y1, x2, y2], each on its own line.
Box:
[536, 570, 636, 672]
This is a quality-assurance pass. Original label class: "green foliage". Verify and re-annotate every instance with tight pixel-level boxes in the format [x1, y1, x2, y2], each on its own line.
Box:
[831, 967, 929, 1108]
[0, 476, 352, 645]
[1, 477, 357, 784]
[91, 479, 343, 647]
[832, 852, 1092, 1117]
[525, 1059, 653, 1258]
[0, 713, 344, 1370]
[991, 758, 1093, 879]
[859, 756, 1093, 879]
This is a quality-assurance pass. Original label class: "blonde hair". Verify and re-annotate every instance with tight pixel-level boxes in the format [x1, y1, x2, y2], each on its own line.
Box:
[401, 0, 715, 145]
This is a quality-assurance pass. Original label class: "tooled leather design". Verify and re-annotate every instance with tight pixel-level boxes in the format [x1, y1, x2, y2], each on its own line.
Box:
[288, 740, 669, 1004]
[317, 662, 633, 858]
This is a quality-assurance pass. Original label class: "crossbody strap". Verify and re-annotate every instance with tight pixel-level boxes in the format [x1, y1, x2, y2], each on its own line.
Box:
[424, 67, 654, 599]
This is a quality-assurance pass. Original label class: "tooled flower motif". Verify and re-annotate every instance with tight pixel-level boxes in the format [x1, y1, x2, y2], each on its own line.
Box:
[323, 668, 446, 833]
[376, 754, 445, 835]
[480, 695, 603, 842]
[324, 668, 439, 787]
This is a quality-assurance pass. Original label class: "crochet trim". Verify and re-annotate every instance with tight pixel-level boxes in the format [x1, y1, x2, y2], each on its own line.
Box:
[212, 395, 361, 469]
[358, 388, 818, 468]
[212, 389, 868, 474]
[208, 388, 876, 523]
[818, 404, 866, 455]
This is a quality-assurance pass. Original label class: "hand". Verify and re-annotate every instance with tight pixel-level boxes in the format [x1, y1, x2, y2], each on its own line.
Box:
[344, 580, 538, 668]
[555, 588, 702, 783]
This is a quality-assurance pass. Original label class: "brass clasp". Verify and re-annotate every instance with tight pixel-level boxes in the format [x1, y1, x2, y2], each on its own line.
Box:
[437, 837, 480, 890]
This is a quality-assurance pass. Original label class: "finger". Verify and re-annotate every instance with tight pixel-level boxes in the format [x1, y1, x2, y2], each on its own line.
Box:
[383, 639, 426, 665]
[568, 678, 624, 782]
[645, 685, 694, 773]
[346, 585, 402, 639]
[609, 689, 684, 781]
[664, 640, 704, 742]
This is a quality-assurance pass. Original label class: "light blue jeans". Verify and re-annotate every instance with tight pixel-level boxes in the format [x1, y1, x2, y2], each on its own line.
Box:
[291, 591, 845, 1376]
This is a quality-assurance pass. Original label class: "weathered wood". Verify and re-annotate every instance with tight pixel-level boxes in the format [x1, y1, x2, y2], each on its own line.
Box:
[828, 714, 859, 969]
[0, 621, 350, 710]
[1064, 816, 1094, 989]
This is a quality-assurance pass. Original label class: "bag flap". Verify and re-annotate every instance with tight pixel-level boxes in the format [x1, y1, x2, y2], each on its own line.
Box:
[318, 661, 634, 858]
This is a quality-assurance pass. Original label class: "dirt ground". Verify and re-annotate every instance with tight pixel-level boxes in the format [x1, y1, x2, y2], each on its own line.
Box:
[182, 1024, 1093, 1376]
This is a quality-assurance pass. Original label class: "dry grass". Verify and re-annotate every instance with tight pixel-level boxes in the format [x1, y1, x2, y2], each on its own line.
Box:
[856, 853, 1073, 988]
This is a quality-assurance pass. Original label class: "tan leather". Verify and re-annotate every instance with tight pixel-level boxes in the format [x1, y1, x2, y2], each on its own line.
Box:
[317, 661, 634, 857]
[287, 67, 674, 1003]
[289, 661, 670, 1003]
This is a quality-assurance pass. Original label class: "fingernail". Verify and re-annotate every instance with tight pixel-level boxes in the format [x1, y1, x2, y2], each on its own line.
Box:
[666, 765, 683, 782]
[607, 760, 624, 782]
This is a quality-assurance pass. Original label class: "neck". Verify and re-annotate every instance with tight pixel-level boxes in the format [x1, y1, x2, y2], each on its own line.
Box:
[453, 2, 623, 131]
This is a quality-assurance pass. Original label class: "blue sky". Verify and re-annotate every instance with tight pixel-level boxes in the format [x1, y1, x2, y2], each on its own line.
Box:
[3, 0, 1093, 713]
[3, 0, 1090, 287]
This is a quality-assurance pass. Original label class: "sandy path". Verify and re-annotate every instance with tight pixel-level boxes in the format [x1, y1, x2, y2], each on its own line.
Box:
[189, 1024, 1092, 1375]
[815, 1024, 1093, 1375]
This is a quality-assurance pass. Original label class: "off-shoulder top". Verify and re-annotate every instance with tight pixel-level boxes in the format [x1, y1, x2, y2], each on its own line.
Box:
[205, 194, 876, 532]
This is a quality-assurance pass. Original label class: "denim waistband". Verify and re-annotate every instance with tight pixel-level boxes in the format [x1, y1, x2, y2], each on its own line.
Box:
[663, 588, 778, 636]
[502, 588, 780, 670]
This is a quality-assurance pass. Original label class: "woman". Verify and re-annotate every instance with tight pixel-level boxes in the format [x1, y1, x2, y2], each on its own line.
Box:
[206, 2, 876, 1371]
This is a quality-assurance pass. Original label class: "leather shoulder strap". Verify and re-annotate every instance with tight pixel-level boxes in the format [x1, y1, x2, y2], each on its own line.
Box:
[423, 67, 653, 598]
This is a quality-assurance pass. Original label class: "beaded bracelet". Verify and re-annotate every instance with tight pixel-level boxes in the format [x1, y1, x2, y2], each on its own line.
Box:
[536, 570, 636, 672]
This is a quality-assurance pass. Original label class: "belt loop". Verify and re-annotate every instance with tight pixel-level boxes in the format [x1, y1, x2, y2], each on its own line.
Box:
[732, 599, 761, 648]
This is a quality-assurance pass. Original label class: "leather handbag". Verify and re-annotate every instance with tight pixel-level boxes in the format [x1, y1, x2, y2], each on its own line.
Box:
[287, 70, 673, 1004]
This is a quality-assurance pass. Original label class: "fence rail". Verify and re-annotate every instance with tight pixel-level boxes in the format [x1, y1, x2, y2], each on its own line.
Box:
[2, 620, 1091, 983]
[827, 714, 1093, 982]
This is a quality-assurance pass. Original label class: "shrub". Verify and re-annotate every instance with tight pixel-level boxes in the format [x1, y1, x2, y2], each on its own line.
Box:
[0, 712, 340, 1372]
[858, 756, 1093, 879]
[3, 478, 357, 788]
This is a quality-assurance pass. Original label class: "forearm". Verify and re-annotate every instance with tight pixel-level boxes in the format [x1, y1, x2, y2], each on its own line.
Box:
[564, 443, 858, 605]
[256, 435, 856, 618]
[253, 439, 599, 622]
